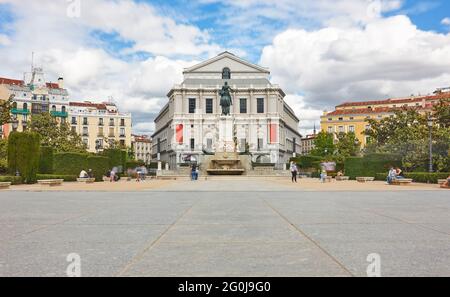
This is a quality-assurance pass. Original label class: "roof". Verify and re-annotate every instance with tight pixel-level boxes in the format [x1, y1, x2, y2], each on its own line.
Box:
[0, 77, 24, 86]
[181, 78, 272, 88]
[336, 92, 450, 108]
[69, 102, 107, 110]
[46, 82, 61, 89]
[325, 105, 434, 116]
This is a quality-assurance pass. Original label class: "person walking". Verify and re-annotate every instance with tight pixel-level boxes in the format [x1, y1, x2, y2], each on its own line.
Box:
[290, 161, 298, 183]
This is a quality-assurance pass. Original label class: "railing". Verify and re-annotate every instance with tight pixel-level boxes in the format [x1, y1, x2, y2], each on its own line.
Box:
[50, 111, 68, 118]
[11, 108, 30, 115]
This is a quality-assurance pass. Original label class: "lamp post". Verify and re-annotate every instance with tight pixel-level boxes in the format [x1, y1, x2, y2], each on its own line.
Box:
[427, 116, 433, 173]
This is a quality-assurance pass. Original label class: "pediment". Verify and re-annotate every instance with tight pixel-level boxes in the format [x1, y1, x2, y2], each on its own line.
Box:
[184, 52, 270, 74]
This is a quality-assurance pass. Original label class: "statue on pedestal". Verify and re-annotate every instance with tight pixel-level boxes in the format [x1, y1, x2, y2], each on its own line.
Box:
[219, 82, 232, 116]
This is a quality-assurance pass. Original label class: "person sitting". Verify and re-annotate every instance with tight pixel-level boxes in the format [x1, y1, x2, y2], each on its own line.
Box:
[395, 167, 404, 179]
[337, 171, 344, 177]
[87, 169, 94, 179]
[79, 169, 88, 179]
[387, 167, 396, 184]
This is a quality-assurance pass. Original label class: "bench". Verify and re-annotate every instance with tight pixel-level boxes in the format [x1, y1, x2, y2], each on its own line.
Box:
[391, 178, 413, 186]
[336, 176, 350, 181]
[438, 179, 447, 186]
[357, 177, 375, 183]
[0, 182, 11, 189]
[77, 178, 96, 184]
[37, 179, 64, 187]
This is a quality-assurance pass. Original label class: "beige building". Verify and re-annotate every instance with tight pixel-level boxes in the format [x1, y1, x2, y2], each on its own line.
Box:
[69, 102, 132, 153]
[321, 89, 449, 147]
[152, 52, 302, 169]
[301, 134, 317, 155]
[131, 134, 152, 164]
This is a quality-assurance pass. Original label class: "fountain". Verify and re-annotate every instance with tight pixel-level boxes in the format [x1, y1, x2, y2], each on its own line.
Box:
[206, 151, 245, 176]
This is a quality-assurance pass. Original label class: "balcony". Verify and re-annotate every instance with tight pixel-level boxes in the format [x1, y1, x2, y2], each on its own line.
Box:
[11, 108, 30, 115]
[50, 111, 68, 118]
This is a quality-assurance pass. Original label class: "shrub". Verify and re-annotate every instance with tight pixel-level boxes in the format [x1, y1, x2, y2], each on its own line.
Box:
[404, 172, 450, 184]
[39, 146, 54, 174]
[102, 149, 126, 171]
[8, 132, 41, 184]
[53, 152, 88, 175]
[126, 160, 145, 170]
[344, 154, 402, 179]
[0, 175, 23, 185]
[290, 155, 323, 169]
[36, 174, 77, 182]
[87, 156, 110, 182]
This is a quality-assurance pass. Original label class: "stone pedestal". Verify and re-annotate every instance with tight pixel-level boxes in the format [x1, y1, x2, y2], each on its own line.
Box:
[217, 116, 235, 152]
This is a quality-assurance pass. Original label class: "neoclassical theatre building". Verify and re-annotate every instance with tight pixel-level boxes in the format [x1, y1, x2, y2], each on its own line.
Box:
[152, 52, 302, 169]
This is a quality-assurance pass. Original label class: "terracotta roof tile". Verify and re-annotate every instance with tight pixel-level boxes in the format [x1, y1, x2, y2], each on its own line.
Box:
[0, 77, 24, 86]
[69, 102, 107, 110]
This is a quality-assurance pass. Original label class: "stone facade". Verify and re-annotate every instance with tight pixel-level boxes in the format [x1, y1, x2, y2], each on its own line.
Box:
[152, 52, 302, 170]
[131, 134, 152, 164]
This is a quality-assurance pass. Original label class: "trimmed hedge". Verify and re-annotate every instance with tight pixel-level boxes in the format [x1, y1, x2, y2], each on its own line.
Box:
[87, 156, 110, 181]
[53, 152, 88, 175]
[126, 160, 146, 170]
[39, 146, 54, 174]
[404, 172, 450, 184]
[345, 154, 402, 179]
[8, 132, 41, 184]
[290, 155, 323, 169]
[0, 175, 23, 185]
[36, 174, 77, 182]
[102, 149, 126, 171]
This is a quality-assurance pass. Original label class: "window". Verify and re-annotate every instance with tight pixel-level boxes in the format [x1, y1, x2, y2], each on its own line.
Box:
[338, 117, 344, 121]
[222, 67, 231, 80]
[328, 126, 333, 133]
[189, 98, 196, 114]
[23, 103, 28, 111]
[83, 117, 88, 125]
[109, 128, 114, 137]
[120, 128, 125, 137]
[99, 118, 104, 126]
[52, 105, 56, 112]
[157, 138, 161, 153]
[109, 118, 115, 126]
[190, 138, 195, 150]
[338, 126, 344, 133]
[82, 127, 88, 136]
[120, 119, 125, 126]
[62, 106, 66, 113]
[328, 118, 332, 121]
[257, 138, 263, 150]
[240, 139, 247, 152]
[205, 99, 213, 114]
[349, 126, 355, 133]
[257, 98, 264, 113]
[207, 139, 213, 150]
[240, 99, 247, 114]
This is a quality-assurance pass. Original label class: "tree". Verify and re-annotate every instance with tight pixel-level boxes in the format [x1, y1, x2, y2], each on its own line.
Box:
[0, 138, 8, 174]
[8, 132, 41, 184]
[311, 131, 335, 157]
[0, 94, 13, 125]
[364, 101, 450, 172]
[29, 113, 86, 153]
[335, 132, 361, 158]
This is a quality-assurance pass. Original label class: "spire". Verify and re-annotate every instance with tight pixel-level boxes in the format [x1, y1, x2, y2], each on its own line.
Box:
[313, 123, 317, 135]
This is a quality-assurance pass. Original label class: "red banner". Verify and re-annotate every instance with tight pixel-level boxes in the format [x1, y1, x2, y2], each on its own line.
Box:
[269, 123, 278, 144]
[176, 124, 184, 144]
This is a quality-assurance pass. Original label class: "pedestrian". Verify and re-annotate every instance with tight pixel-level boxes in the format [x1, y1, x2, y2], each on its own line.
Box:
[110, 169, 116, 183]
[191, 163, 198, 181]
[290, 161, 298, 183]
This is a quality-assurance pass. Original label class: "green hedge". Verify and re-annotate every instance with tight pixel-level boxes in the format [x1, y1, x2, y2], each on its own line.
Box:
[0, 175, 23, 185]
[404, 172, 450, 184]
[345, 154, 402, 179]
[87, 156, 110, 181]
[39, 146, 54, 174]
[8, 132, 41, 184]
[290, 156, 323, 169]
[126, 160, 146, 170]
[102, 149, 126, 171]
[53, 152, 88, 175]
[36, 174, 77, 182]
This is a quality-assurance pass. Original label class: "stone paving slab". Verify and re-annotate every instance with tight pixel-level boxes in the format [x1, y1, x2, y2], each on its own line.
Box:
[0, 181, 449, 277]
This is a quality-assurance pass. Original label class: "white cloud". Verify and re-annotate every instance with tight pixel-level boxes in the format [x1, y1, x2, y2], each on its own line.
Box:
[261, 15, 450, 120]
[442, 17, 450, 26]
[0, 0, 216, 135]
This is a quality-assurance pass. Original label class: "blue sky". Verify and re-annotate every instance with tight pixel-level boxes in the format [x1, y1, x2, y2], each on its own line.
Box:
[0, 0, 449, 135]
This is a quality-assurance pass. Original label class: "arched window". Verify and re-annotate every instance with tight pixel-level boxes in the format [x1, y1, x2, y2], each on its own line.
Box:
[52, 105, 56, 111]
[222, 67, 231, 80]
[12, 102, 17, 109]
[23, 103, 28, 111]
[62, 106, 66, 113]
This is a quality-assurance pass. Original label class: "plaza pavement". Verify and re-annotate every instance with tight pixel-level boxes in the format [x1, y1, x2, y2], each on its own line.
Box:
[0, 179, 449, 277]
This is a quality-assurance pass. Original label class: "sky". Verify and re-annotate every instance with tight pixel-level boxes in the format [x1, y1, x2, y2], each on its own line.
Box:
[0, 0, 450, 136]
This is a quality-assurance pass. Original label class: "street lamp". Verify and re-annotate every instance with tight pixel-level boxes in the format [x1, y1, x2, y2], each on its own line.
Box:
[427, 116, 433, 173]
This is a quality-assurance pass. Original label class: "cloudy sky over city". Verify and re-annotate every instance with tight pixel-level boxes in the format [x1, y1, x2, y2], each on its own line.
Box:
[0, 0, 450, 135]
